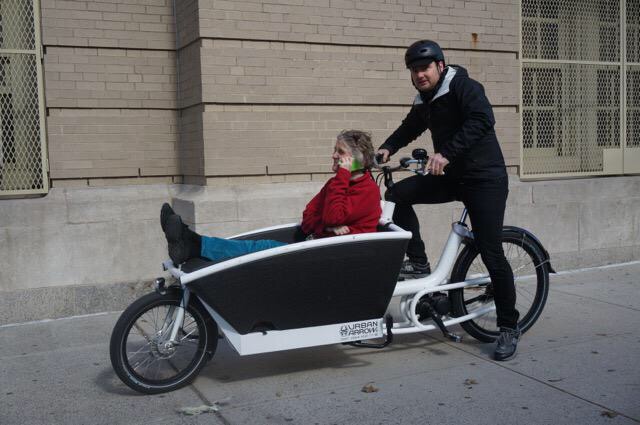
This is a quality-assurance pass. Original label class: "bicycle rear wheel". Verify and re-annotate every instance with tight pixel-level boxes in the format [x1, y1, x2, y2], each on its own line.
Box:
[449, 229, 550, 342]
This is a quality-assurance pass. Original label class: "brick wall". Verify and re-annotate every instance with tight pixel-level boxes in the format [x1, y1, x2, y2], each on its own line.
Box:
[190, 0, 518, 52]
[47, 109, 178, 179]
[179, 105, 206, 183]
[199, 104, 517, 176]
[41, 0, 175, 49]
[42, 0, 521, 184]
[194, 40, 517, 106]
[41, 0, 179, 185]
[44, 47, 176, 108]
[177, 0, 520, 179]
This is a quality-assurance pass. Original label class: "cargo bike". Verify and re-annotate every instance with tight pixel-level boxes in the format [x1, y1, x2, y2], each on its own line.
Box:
[110, 150, 553, 394]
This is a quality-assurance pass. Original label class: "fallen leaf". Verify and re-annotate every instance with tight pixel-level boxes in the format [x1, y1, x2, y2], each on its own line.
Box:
[361, 383, 379, 393]
[463, 379, 478, 385]
[601, 411, 618, 418]
[548, 378, 563, 383]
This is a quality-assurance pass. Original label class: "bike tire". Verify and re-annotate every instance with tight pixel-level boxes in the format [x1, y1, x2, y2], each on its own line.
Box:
[109, 290, 217, 394]
[449, 229, 550, 343]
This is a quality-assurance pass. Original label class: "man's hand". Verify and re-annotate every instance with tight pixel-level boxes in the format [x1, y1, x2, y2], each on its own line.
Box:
[326, 225, 350, 235]
[376, 149, 391, 164]
[427, 153, 449, 175]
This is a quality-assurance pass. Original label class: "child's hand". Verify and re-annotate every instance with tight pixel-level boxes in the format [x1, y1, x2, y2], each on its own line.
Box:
[326, 225, 350, 235]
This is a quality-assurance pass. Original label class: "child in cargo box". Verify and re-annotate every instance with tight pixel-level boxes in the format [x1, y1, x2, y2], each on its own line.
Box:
[161, 130, 382, 266]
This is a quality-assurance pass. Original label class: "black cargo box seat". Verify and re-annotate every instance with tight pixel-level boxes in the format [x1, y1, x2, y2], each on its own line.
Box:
[182, 224, 409, 335]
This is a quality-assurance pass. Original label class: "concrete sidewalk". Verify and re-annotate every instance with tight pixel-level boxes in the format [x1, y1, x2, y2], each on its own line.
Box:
[1, 262, 639, 425]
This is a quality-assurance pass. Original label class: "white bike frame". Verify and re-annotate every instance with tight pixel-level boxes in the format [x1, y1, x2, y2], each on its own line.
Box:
[380, 201, 494, 335]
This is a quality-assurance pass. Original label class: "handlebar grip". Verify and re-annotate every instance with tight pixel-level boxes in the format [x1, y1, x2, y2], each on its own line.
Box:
[399, 157, 412, 168]
[375, 153, 385, 165]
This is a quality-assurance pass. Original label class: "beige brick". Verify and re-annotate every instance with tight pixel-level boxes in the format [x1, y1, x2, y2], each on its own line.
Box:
[44, 47, 177, 109]
[47, 109, 179, 180]
[177, 0, 518, 51]
[195, 42, 516, 106]
[41, 0, 175, 50]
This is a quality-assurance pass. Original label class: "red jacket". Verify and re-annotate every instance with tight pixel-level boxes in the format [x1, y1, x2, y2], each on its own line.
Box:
[301, 168, 381, 238]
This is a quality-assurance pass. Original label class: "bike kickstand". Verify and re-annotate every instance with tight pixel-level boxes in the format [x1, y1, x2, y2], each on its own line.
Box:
[421, 302, 462, 343]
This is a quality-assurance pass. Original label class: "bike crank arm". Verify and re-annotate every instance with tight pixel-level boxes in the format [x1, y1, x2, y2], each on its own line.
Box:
[420, 301, 462, 343]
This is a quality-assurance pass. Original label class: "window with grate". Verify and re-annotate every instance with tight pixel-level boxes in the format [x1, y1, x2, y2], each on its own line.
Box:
[0, 0, 47, 196]
[521, 0, 638, 177]
[628, 0, 640, 148]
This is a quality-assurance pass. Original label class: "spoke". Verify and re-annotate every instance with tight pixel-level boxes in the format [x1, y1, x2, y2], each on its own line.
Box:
[141, 354, 156, 376]
[152, 307, 160, 332]
[127, 343, 152, 359]
[179, 327, 197, 342]
[133, 322, 153, 343]
[132, 354, 156, 371]
[151, 357, 163, 380]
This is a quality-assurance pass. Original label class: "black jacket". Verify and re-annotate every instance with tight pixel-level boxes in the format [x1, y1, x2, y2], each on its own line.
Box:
[380, 65, 507, 180]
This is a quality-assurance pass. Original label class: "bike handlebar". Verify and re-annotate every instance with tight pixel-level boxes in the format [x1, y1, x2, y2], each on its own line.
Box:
[373, 153, 430, 190]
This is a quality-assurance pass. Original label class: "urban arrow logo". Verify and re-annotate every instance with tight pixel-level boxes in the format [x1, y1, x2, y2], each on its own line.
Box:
[339, 321, 379, 339]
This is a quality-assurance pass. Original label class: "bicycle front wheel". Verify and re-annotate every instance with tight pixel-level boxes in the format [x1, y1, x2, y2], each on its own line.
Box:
[109, 291, 217, 394]
[449, 229, 550, 342]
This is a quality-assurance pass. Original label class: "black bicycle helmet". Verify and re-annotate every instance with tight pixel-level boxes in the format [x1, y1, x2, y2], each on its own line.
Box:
[404, 40, 445, 68]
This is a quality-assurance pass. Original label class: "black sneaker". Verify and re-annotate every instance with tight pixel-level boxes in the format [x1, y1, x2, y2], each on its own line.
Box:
[400, 259, 431, 278]
[493, 326, 521, 361]
[165, 214, 189, 266]
[160, 203, 175, 233]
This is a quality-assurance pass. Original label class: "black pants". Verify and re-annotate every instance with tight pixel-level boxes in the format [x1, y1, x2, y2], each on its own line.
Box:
[386, 174, 519, 328]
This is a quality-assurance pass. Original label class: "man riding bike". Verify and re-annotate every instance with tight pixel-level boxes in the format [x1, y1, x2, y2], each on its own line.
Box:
[377, 40, 520, 361]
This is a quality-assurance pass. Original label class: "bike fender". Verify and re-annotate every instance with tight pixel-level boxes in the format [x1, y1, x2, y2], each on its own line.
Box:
[503, 226, 556, 273]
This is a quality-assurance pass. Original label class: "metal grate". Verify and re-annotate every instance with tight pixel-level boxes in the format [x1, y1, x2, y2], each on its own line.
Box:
[522, 0, 620, 62]
[629, 67, 640, 147]
[521, 0, 639, 177]
[628, 1, 640, 148]
[522, 63, 620, 174]
[628, 0, 640, 63]
[0, 0, 35, 51]
[0, 0, 46, 195]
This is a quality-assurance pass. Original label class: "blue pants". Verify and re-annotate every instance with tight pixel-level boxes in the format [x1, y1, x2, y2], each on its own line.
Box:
[200, 236, 286, 262]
